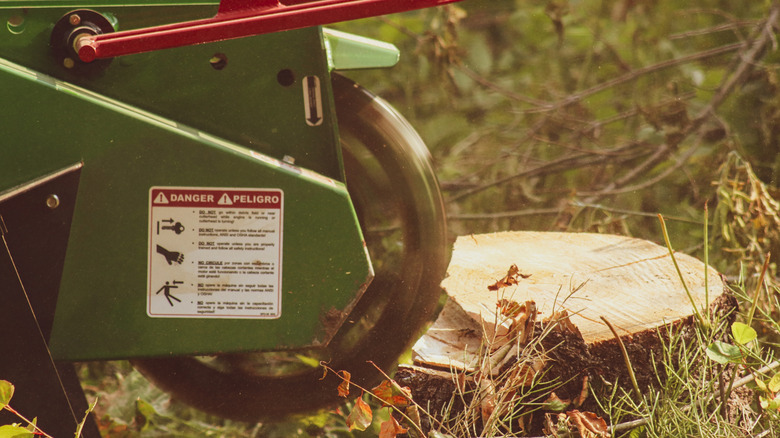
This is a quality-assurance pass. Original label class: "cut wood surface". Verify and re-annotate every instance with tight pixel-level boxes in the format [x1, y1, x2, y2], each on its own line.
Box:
[413, 231, 725, 369]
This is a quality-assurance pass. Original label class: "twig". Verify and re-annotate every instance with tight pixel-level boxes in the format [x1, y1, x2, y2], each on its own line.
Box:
[584, 4, 780, 200]
[2, 405, 54, 438]
[457, 64, 551, 107]
[571, 200, 702, 224]
[578, 136, 703, 197]
[527, 42, 742, 114]
[448, 207, 561, 221]
[447, 142, 646, 202]
[669, 19, 757, 40]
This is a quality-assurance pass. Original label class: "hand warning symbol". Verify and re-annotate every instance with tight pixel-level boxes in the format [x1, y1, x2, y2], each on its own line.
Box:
[156, 245, 184, 265]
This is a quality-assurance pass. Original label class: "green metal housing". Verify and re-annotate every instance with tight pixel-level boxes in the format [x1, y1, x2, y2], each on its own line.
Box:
[0, 3, 400, 360]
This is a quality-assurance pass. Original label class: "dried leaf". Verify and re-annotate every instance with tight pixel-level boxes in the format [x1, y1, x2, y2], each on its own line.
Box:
[371, 379, 412, 408]
[487, 264, 530, 291]
[574, 375, 589, 407]
[497, 298, 524, 318]
[346, 394, 373, 431]
[405, 404, 423, 432]
[543, 310, 581, 336]
[379, 415, 409, 438]
[480, 380, 497, 425]
[337, 371, 351, 397]
[510, 356, 545, 387]
[566, 410, 610, 438]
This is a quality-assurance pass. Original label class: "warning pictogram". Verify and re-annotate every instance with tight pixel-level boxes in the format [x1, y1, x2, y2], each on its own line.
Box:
[153, 192, 169, 204]
[218, 193, 233, 205]
[148, 187, 284, 319]
[156, 280, 183, 306]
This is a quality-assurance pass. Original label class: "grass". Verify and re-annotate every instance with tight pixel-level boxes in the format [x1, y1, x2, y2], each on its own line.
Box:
[5, 152, 779, 437]
[400, 274, 780, 438]
[598, 279, 780, 438]
[76, 219, 780, 438]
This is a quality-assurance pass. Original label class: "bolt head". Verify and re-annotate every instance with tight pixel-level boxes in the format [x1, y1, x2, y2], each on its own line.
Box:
[46, 194, 60, 209]
[69, 14, 81, 26]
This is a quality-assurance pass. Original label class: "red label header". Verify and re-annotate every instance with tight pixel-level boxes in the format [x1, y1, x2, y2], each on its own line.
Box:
[151, 188, 282, 209]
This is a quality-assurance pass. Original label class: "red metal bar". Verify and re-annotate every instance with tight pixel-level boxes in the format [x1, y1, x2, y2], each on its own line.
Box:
[77, 0, 462, 62]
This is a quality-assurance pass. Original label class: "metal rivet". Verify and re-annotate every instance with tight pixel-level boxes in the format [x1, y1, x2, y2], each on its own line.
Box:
[7, 15, 25, 35]
[46, 194, 60, 209]
[209, 53, 228, 70]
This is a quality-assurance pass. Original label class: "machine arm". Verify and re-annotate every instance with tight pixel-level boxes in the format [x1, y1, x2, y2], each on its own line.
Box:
[75, 0, 462, 62]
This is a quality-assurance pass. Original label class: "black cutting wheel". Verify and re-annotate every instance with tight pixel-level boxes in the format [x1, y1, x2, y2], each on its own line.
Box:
[131, 73, 450, 420]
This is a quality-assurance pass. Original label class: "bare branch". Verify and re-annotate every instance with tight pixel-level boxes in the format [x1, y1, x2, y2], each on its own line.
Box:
[581, 4, 780, 200]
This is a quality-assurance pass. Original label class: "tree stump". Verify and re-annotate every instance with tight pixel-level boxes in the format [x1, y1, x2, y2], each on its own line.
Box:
[398, 231, 737, 435]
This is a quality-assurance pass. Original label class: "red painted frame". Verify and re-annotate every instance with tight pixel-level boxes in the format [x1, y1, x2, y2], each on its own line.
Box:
[77, 0, 461, 62]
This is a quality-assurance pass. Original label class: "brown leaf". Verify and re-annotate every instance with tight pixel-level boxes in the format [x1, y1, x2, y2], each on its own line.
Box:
[371, 379, 412, 408]
[379, 415, 409, 438]
[510, 356, 546, 387]
[346, 394, 373, 431]
[543, 310, 582, 337]
[566, 410, 610, 438]
[337, 370, 351, 397]
[404, 404, 423, 432]
[496, 299, 523, 318]
[480, 380, 497, 425]
[574, 375, 589, 407]
[496, 300, 537, 345]
[487, 264, 530, 291]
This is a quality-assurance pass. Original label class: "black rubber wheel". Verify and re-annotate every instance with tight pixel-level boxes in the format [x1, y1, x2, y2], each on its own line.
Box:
[131, 73, 449, 420]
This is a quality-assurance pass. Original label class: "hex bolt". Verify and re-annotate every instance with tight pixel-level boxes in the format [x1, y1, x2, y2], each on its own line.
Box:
[63, 57, 75, 69]
[69, 14, 81, 26]
[46, 194, 60, 209]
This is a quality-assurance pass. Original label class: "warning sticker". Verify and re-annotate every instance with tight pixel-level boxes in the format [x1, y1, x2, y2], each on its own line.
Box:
[148, 187, 283, 318]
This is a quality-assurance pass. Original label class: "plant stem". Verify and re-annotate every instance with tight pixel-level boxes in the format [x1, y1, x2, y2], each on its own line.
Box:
[658, 213, 705, 326]
[704, 202, 710, 323]
[600, 316, 642, 400]
[3, 405, 54, 438]
[746, 252, 771, 327]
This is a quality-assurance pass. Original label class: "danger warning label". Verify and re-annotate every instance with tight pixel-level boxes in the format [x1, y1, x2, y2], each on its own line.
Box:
[148, 187, 283, 318]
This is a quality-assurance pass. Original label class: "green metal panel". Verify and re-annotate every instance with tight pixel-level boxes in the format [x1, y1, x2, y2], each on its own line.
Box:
[0, 38, 371, 360]
[323, 28, 400, 70]
[0, 0, 409, 362]
[1, 6, 344, 181]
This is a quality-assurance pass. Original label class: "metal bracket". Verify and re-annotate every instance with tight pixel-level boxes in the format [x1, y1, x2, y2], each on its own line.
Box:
[0, 163, 99, 437]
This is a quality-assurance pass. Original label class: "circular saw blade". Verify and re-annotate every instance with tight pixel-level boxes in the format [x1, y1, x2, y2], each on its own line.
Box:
[131, 73, 450, 420]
